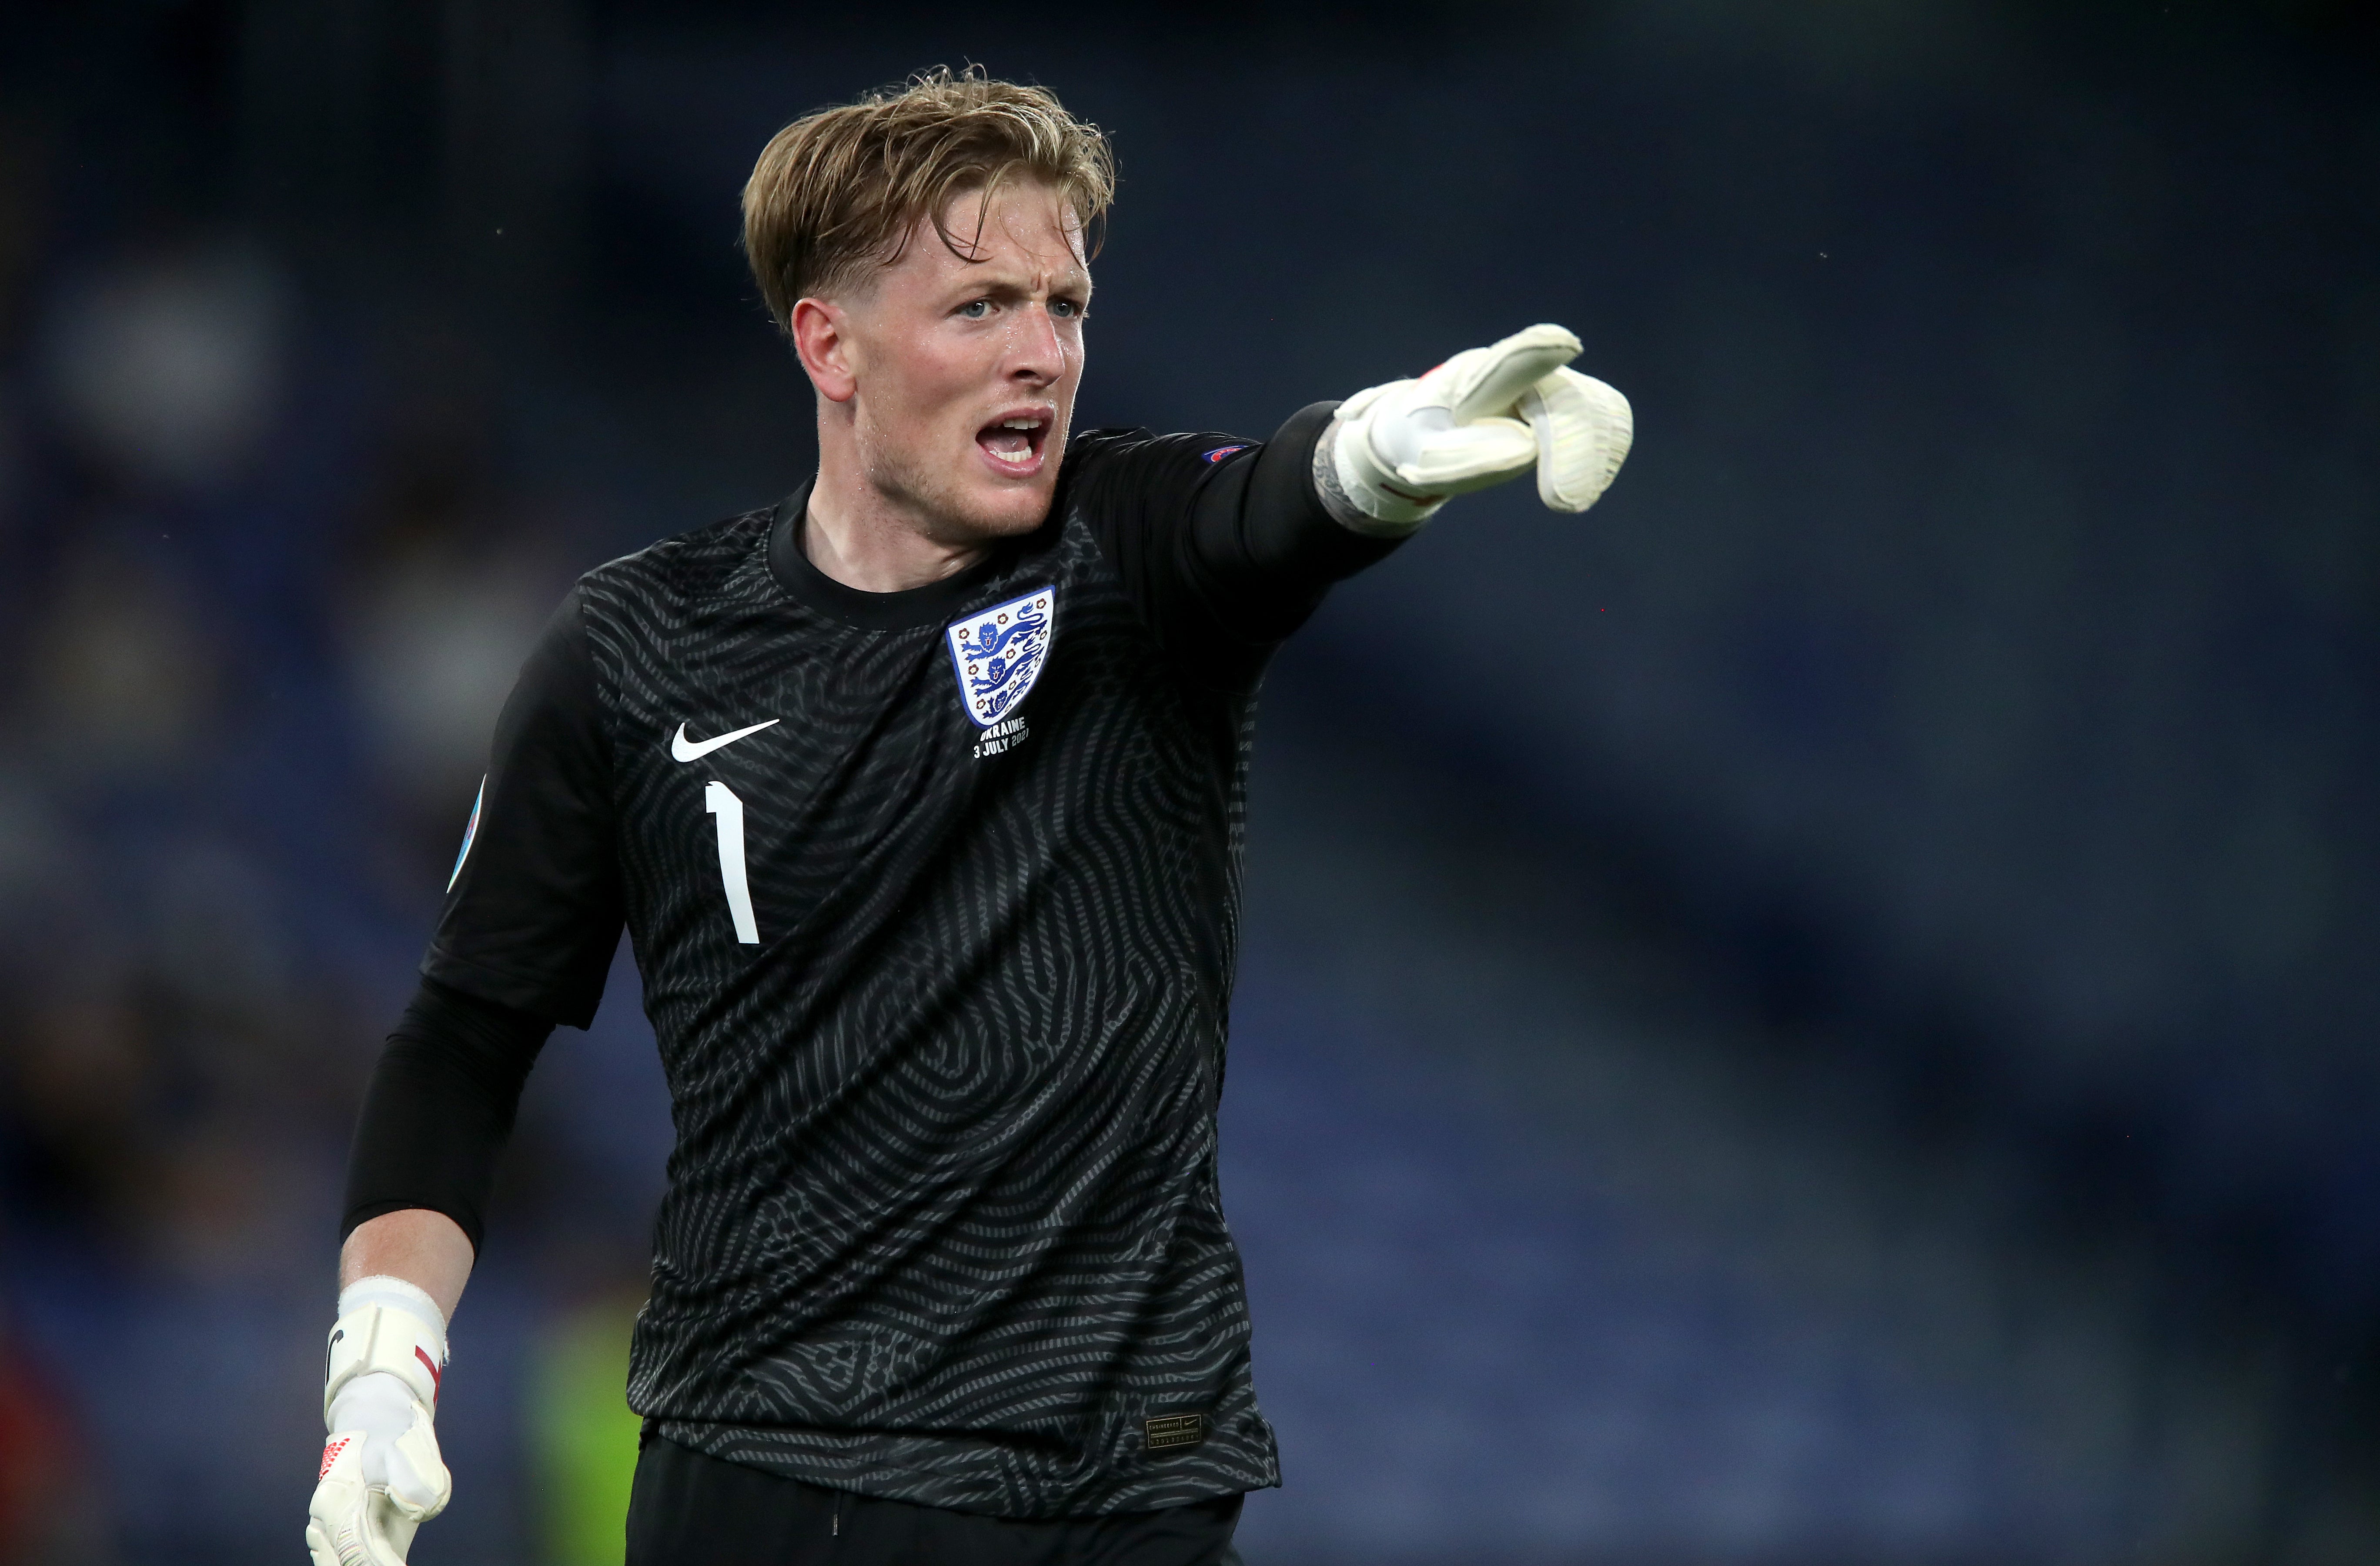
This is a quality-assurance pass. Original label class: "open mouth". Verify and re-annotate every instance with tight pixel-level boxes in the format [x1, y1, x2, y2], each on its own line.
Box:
[976, 410, 1051, 475]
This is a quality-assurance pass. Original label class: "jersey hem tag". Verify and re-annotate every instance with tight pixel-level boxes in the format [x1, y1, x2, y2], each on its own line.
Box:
[1144, 1412, 1205, 1452]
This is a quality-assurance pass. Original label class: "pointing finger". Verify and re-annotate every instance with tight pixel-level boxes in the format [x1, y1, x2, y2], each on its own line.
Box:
[1445, 324, 1581, 424]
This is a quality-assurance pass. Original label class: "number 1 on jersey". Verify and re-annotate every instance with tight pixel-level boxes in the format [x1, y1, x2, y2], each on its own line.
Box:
[704, 781, 760, 944]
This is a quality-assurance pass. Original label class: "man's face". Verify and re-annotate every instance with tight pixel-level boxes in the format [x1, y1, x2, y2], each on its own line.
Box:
[821, 181, 1090, 544]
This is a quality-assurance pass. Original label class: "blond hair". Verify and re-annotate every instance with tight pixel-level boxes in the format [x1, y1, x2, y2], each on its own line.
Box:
[742, 66, 1115, 329]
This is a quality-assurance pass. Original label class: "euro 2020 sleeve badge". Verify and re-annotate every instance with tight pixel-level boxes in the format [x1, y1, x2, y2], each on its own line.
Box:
[945, 587, 1055, 728]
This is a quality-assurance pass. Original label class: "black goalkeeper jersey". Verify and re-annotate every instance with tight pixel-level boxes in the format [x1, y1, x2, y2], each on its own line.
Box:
[420, 403, 1399, 1517]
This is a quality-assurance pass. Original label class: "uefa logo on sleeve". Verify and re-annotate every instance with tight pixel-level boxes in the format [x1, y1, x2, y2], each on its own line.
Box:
[945, 587, 1056, 728]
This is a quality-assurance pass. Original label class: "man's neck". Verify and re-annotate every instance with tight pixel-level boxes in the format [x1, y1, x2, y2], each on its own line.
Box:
[803, 456, 989, 595]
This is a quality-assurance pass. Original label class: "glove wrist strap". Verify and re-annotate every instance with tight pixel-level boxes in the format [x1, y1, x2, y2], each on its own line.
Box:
[1316, 420, 1437, 536]
[324, 1298, 444, 1421]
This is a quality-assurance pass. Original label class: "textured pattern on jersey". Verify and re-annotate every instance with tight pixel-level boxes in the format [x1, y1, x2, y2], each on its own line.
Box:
[576, 499, 1278, 1516]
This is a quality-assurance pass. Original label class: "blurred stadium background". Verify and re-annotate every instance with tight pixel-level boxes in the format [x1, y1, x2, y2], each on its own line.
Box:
[0, 2, 2375, 1561]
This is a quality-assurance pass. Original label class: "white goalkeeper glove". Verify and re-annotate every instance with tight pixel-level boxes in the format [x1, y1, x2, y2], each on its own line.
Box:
[307, 1277, 452, 1566]
[1317, 322, 1633, 535]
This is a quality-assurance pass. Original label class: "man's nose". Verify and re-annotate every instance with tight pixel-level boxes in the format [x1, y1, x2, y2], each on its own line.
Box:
[1006, 304, 1067, 381]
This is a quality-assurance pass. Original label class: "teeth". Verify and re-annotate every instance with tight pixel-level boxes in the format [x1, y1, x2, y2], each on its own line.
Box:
[1002, 418, 1040, 430]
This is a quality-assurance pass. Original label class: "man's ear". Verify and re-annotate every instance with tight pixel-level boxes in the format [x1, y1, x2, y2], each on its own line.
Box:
[791, 297, 857, 403]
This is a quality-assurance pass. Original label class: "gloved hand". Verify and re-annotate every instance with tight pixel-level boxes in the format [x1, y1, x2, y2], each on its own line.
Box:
[307, 1277, 452, 1566]
[1317, 323, 1633, 534]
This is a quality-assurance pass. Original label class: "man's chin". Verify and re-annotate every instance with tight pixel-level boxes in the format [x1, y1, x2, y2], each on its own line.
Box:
[927, 478, 1057, 543]
[861, 443, 1060, 546]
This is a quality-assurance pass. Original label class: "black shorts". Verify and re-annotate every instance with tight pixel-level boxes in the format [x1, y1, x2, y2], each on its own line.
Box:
[625, 1436, 1247, 1566]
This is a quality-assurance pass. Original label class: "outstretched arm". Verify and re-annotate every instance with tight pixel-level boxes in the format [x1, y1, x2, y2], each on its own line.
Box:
[1070, 324, 1632, 677]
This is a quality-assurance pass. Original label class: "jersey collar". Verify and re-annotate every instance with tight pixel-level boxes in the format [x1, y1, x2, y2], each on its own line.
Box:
[765, 479, 1052, 633]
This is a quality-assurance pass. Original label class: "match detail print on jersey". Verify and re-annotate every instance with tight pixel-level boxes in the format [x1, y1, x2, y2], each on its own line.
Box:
[945, 586, 1055, 729]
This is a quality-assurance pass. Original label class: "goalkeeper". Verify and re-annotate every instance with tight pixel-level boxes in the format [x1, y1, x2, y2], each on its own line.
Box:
[310, 66, 1630, 1566]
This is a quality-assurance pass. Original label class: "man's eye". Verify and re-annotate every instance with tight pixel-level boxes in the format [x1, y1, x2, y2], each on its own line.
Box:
[959, 299, 992, 319]
[1052, 299, 1082, 319]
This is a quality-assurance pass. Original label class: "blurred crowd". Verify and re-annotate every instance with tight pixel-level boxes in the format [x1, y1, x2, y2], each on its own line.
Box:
[0, 54, 635, 1556]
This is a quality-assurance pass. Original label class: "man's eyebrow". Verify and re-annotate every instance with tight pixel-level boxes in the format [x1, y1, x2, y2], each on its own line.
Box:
[944, 268, 1092, 301]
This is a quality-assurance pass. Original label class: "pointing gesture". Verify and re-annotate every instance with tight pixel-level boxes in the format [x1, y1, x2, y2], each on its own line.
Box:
[1319, 323, 1635, 532]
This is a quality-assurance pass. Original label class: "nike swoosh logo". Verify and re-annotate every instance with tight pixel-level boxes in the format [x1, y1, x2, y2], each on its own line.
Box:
[671, 719, 779, 763]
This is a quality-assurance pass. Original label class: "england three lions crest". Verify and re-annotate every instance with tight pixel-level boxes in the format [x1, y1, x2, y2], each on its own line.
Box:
[946, 586, 1055, 727]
